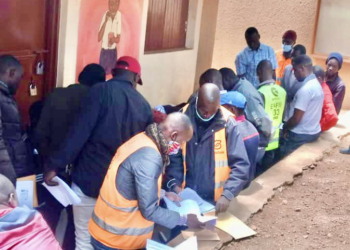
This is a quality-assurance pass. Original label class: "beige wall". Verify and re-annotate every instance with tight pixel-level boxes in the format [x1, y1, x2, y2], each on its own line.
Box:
[210, 0, 350, 109]
[57, 0, 203, 106]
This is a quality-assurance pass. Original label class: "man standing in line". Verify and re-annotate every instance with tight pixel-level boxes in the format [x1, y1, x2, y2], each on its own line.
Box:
[165, 84, 250, 214]
[44, 57, 153, 250]
[280, 55, 324, 158]
[325, 52, 346, 115]
[256, 60, 286, 173]
[235, 27, 278, 88]
[275, 30, 297, 85]
[98, 0, 122, 74]
[0, 55, 33, 185]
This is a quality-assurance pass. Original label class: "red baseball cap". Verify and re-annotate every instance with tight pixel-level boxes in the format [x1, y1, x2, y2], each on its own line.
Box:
[115, 56, 143, 85]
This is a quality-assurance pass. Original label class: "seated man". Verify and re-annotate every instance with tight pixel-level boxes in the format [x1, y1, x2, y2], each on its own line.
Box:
[325, 52, 346, 114]
[220, 67, 272, 164]
[313, 65, 338, 132]
[280, 55, 324, 158]
[89, 113, 204, 250]
[220, 91, 259, 185]
[165, 83, 250, 214]
[0, 174, 61, 250]
[257, 60, 286, 173]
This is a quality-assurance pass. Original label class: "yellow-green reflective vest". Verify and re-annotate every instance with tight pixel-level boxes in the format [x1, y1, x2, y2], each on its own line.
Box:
[258, 84, 286, 151]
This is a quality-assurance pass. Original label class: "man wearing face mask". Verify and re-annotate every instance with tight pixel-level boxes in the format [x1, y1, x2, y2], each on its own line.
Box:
[0, 55, 33, 185]
[89, 113, 205, 250]
[165, 84, 250, 215]
[279, 55, 324, 158]
[275, 30, 297, 85]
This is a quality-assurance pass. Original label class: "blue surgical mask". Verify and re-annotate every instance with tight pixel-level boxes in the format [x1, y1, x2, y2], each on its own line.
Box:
[195, 98, 216, 122]
[282, 44, 292, 53]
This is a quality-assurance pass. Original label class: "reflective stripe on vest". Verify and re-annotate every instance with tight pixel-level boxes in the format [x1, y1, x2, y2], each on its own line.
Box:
[89, 133, 162, 250]
[258, 84, 286, 151]
[181, 104, 233, 201]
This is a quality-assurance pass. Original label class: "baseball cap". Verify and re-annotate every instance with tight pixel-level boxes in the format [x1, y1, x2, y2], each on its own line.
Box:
[115, 56, 143, 85]
[220, 91, 247, 109]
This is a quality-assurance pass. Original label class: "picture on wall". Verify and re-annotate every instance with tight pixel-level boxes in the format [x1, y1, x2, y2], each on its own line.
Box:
[76, 0, 143, 78]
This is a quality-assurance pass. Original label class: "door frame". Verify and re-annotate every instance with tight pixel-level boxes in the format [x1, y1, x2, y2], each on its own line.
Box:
[44, 0, 61, 95]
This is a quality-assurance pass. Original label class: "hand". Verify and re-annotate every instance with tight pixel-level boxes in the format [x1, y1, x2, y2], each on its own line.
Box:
[116, 36, 120, 44]
[283, 129, 289, 139]
[215, 196, 230, 215]
[44, 169, 58, 186]
[173, 185, 182, 194]
[165, 192, 182, 207]
[186, 214, 205, 229]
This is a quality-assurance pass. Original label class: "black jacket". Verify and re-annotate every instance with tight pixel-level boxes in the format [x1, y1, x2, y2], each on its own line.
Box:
[0, 82, 32, 184]
[47, 75, 153, 198]
[165, 103, 250, 202]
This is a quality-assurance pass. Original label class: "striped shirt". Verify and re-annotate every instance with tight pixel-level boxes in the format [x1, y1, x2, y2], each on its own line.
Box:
[235, 43, 278, 88]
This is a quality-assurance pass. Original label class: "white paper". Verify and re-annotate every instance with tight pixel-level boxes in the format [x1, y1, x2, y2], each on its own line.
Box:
[179, 188, 215, 214]
[43, 177, 81, 207]
[16, 180, 34, 209]
[146, 237, 197, 250]
[164, 198, 201, 216]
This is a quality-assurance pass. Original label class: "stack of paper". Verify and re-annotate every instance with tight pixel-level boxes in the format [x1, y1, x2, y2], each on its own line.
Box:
[43, 177, 81, 207]
[147, 236, 197, 250]
[179, 188, 215, 214]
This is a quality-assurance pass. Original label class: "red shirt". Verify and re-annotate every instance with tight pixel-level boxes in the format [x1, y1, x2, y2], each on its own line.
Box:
[320, 82, 338, 131]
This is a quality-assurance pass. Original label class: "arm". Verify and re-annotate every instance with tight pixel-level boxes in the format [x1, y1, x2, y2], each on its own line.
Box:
[284, 108, 305, 131]
[116, 12, 122, 43]
[0, 107, 17, 185]
[284, 89, 309, 132]
[235, 53, 246, 78]
[164, 149, 184, 193]
[270, 47, 278, 80]
[98, 12, 109, 42]
[222, 119, 250, 200]
[333, 84, 346, 114]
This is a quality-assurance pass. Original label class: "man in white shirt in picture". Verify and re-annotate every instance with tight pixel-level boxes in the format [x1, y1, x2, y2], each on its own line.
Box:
[98, 0, 122, 75]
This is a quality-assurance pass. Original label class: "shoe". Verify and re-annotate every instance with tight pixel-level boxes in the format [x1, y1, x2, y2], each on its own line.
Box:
[340, 147, 350, 155]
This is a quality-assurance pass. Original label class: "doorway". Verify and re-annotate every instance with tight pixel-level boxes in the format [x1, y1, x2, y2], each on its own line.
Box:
[0, 0, 60, 126]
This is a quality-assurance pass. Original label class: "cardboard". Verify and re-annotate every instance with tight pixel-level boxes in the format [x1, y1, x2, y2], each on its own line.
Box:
[16, 175, 38, 208]
[181, 230, 220, 241]
[215, 212, 256, 240]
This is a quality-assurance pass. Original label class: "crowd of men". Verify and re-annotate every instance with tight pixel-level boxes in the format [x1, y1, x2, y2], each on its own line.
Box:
[0, 27, 347, 250]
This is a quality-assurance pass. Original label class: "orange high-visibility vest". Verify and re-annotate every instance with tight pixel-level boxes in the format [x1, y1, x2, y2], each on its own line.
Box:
[181, 104, 234, 201]
[276, 50, 292, 86]
[88, 132, 162, 250]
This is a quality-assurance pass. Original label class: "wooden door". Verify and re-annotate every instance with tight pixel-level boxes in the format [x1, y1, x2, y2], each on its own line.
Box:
[0, 0, 59, 126]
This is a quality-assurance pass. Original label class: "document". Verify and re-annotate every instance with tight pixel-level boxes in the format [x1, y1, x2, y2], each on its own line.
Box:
[43, 176, 81, 207]
[147, 236, 197, 250]
[216, 212, 256, 240]
[16, 180, 34, 209]
[179, 188, 215, 214]
[17, 175, 38, 208]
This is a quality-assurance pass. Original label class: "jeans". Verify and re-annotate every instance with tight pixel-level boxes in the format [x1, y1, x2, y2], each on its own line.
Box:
[72, 183, 97, 250]
[91, 237, 120, 250]
[279, 131, 321, 159]
[256, 149, 276, 177]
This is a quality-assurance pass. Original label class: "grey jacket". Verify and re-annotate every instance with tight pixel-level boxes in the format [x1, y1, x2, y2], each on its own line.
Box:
[116, 147, 180, 229]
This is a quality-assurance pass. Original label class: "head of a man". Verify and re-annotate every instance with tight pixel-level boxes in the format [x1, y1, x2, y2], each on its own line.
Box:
[282, 30, 297, 53]
[291, 44, 306, 59]
[199, 69, 223, 90]
[313, 65, 325, 85]
[159, 112, 193, 150]
[257, 60, 273, 83]
[109, 0, 120, 14]
[220, 68, 239, 91]
[196, 83, 220, 122]
[326, 52, 343, 78]
[220, 91, 246, 117]
[78, 64, 106, 87]
[112, 56, 142, 89]
[0, 55, 24, 95]
[292, 55, 313, 82]
[245, 27, 260, 51]
[0, 174, 18, 209]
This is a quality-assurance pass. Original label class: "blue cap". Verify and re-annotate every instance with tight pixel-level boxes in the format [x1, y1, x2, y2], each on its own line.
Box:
[220, 91, 246, 109]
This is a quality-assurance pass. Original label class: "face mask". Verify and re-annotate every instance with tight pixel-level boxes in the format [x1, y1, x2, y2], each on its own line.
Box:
[282, 44, 293, 53]
[168, 141, 181, 155]
[195, 98, 216, 123]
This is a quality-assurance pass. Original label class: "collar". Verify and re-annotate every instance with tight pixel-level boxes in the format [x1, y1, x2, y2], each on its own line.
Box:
[110, 73, 135, 86]
[326, 73, 339, 84]
[303, 73, 316, 84]
[236, 115, 246, 123]
[258, 79, 275, 88]
[0, 80, 9, 95]
[247, 43, 262, 52]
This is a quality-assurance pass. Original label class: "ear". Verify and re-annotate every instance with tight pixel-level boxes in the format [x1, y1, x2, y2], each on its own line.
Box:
[258, 33, 261, 40]
[8, 193, 18, 208]
[170, 131, 178, 142]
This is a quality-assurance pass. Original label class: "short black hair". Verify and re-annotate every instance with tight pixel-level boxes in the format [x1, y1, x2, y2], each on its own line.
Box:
[313, 65, 325, 79]
[219, 68, 238, 91]
[78, 64, 106, 87]
[0, 55, 22, 75]
[293, 44, 306, 55]
[199, 69, 223, 89]
[257, 60, 273, 72]
[245, 27, 259, 37]
[292, 55, 313, 67]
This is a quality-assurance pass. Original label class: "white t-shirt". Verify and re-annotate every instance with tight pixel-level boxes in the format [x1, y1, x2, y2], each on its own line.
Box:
[290, 77, 324, 135]
[99, 11, 122, 50]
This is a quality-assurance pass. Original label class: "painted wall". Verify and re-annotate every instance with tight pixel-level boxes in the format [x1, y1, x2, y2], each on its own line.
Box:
[57, 0, 203, 107]
[210, 0, 350, 109]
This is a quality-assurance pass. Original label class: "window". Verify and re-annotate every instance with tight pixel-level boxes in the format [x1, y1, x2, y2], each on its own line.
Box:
[145, 0, 190, 53]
